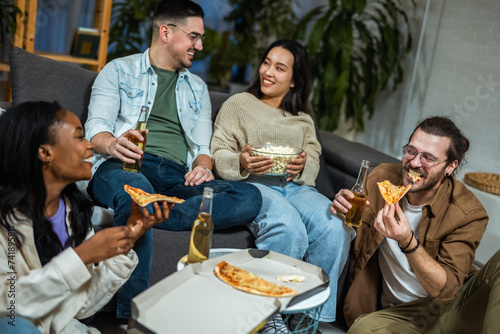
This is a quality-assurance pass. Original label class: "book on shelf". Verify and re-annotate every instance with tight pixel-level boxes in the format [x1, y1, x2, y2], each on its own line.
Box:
[71, 27, 100, 59]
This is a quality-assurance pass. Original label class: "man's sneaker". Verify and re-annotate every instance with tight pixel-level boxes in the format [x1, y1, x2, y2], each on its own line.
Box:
[258, 314, 290, 333]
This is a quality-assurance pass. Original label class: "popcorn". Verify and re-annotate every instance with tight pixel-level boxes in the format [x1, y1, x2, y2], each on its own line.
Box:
[250, 144, 302, 175]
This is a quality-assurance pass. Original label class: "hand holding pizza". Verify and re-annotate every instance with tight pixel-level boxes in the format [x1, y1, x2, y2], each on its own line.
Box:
[126, 201, 174, 242]
[374, 203, 412, 246]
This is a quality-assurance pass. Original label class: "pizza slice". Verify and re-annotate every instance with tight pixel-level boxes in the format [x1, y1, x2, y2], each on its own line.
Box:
[408, 170, 422, 183]
[214, 261, 299, 297]
[124, 185, 185, 207]
[377, 180, 411, 206]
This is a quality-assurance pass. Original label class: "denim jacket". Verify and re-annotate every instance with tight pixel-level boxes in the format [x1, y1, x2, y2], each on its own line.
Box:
[85, 49, 212, 174]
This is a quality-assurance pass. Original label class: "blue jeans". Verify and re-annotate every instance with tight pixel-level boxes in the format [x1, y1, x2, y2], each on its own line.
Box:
[0, 317, 40, 334]
[88, 154, 262, 318]
[245, 177, 355, 322]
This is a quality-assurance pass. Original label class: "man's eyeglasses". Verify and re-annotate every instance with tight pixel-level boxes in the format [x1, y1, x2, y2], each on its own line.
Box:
[402, 144, 449, 168]
[167, 24, 205, 44]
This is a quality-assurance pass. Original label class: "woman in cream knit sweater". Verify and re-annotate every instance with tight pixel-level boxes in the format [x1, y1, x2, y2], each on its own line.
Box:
[211, 40, 354, 324]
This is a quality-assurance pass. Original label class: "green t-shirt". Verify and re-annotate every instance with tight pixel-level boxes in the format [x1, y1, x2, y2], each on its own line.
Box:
[145, 66, 188, 166]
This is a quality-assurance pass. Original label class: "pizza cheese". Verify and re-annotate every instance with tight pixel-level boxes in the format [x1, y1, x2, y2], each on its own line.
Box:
[377, 180, 411, 206]
[124, 185, 185, 207]
[214, 261, 299, 297]
[408, 170, 422, 183]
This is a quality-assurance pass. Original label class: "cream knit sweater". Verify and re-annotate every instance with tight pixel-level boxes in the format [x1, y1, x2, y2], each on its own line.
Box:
[210, 92, 321, 187]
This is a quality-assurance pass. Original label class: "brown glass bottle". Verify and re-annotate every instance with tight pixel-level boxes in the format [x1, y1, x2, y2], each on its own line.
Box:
[123, 106, 149, 172]
[345, 160, 370, 227]
[187, 187, 214, 263]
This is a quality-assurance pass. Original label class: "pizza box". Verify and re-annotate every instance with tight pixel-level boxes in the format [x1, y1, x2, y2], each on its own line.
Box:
[131, 249, 329, 334]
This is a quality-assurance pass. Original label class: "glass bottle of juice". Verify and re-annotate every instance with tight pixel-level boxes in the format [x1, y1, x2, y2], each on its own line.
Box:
[187, 187, 214, 263]
[345, 160, 370, 227]
[123, 106, 149, 172]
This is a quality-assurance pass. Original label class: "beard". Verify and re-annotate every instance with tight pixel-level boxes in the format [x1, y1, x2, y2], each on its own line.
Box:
[402, 163, 447, 193]
[178, 48, 196, 69]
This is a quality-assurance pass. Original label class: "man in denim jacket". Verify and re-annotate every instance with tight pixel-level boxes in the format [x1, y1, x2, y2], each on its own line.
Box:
[84, 0, 261, 325]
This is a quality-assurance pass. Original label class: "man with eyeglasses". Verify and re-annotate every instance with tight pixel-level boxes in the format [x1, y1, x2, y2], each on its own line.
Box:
[332, 116, 499, 333]
[84, 0, 262, 327]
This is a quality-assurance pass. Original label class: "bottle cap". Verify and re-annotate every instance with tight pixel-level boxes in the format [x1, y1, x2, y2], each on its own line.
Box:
[203, 186, 214, 198]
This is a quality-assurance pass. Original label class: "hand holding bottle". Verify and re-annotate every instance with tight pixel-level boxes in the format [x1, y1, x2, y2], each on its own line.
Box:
[331, 160, 370, 227]
[123, 106, 150, 172]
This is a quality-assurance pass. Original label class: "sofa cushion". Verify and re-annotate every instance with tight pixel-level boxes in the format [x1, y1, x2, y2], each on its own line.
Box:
[320, 130, 400, 192]
[9, 47, 97, 123]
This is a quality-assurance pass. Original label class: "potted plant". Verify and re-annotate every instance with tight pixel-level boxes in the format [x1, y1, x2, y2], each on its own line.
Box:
[107, 0, 158, 61]
[297, 0, 416, 132]
[0, 0, 21, 49]
[200, 0, 298, 89]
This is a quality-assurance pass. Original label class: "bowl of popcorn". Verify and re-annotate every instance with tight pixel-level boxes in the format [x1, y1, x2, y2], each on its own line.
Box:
[250, 143, 303, 176]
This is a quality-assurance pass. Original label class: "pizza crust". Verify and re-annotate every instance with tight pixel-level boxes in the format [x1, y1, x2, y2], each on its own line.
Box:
[377, 180, 411, 206]
[214, 261, 298, 297]
[124, 185, 185, 207]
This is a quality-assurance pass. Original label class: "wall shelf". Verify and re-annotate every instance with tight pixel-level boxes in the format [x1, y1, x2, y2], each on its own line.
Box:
[12, 0, 112, 72]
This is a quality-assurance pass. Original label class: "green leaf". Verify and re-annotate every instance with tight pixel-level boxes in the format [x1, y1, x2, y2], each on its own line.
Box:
[294, 6, 324, 41]
[307, 7, 336, 57]
[354, 0, 368, 13]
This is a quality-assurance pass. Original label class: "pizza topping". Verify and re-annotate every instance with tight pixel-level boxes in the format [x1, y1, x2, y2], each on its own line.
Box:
[214, 261, 298, 297]
[277, 275, 305, 283]
[377, 180, 411, 206]
[408, 170, 422, 183]
[124, 185, 185, 207]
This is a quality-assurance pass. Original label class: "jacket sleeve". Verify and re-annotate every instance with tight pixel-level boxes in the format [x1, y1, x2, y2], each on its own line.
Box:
[189, 82, 213, 159]
[85, 61, 121, 142]
[0, 231, 137, 322]
[0, 246, 92, 320]
[75, 250, 138, 319]
[432, 208, 488, 304]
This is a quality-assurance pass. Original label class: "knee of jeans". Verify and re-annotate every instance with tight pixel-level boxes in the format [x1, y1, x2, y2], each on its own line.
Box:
[259, 214, 307, 244]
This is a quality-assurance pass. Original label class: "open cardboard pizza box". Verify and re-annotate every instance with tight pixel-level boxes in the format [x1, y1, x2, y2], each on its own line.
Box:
[131, 249, 329, 334]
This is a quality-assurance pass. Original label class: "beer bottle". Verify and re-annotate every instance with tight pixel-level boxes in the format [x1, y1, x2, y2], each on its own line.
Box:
[187, 187, 214, 263]
[123, 106, 149, 172]
[345, 160, 370, 227]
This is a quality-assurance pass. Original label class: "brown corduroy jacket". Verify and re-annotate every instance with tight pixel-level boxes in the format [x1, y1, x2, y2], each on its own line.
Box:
[343, 163, 489, 327]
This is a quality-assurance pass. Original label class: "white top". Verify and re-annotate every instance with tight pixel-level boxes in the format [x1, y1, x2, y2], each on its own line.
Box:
[378, 197, 428, 307]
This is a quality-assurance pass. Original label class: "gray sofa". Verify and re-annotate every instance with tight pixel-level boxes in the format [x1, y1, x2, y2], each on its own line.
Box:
[8, 46, 399, 287]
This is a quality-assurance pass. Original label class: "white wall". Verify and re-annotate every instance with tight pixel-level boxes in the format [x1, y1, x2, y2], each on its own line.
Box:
[355, 0, 500, 180]
[354, 0, 500, 262]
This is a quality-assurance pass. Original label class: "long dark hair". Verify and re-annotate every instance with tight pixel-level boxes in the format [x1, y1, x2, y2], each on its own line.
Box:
[247, 40, 313, 115]
[0, 101, 93, 265]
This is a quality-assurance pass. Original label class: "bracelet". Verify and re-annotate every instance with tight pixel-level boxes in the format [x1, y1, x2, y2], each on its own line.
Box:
[401, 237, 420, 254]
[399, 231, 414, 251]
[203, 167, 213, 175]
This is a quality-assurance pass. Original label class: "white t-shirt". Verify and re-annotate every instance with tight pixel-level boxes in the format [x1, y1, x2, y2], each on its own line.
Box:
[378, 197, 428, 307]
